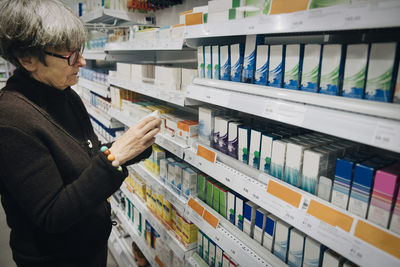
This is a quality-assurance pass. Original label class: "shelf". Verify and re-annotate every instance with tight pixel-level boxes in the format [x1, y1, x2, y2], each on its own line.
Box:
[109, 77, 193, 107]
[83, 50, 107, 60]
[183, 145, 400, 267]
[184, 1, 400, 41]
[108, 107, 188, 159]
[186, 253, 209, 267]
[187, 78, 400, 153]
[93, 128, 108, 144]
[78, 77, 109, 98]
[108, 227, 138, 267]
[184, 197, 285, 267]
[129, 163, 189, 220]
[120, 183, 197, 261]
[84, 102, 124, 129]
[106, 39, 185, 51]
[110, 199, 157, 266]
[80, 7, 153, 25]
[0, 78, 7, 82]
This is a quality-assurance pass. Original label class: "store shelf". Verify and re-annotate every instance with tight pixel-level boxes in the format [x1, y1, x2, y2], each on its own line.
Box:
[84, 102, 124, 129]
[108, 227, 138, 267]
[80, 7, 153, 25]
[106, 39, 186, 51]
[129, 163, 189, 220]
[184, 196, 285, 267]
[120, 183, 197, 261]
[186, 253, 209, 267]
[0, 77, 7, 82]
[83, 50, 107, 60]
[184, 1, 400, 41]
[108, 107, 188, 159]
[78, 77, 109, 98]
[183, 145, 400, 267]
[110, 198, 156, 266]
[109, 77, 191, 107]
[187, 78, 400, 153]
[93, 128, 108, 144]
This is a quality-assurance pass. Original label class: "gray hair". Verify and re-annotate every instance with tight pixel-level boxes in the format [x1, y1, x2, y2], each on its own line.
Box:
[0, 0, 87, 68]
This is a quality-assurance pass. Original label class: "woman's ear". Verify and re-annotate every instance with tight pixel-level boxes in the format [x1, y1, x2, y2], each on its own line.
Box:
[17, 56, 39, 72]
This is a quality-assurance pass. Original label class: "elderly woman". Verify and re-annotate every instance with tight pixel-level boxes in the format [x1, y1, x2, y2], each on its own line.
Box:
[0, 1, 161, 266]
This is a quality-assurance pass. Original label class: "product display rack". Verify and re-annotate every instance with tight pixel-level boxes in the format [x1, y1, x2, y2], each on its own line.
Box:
[186, 253, 209, 267]
[82, 50, 107, 61]
[108, 226, 138, 267]
[78, 77, 110, 98]
[83, 101, 123, 129]
[80, 7, 153, 25]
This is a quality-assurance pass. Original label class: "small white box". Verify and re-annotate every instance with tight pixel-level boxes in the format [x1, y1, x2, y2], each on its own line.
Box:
[197, 230, 203, 257]
[322, 249, 344, 267]
[263, 215, 277, 252]
[212, 45, 220, 80]
[230, 43, 244, 82]
[116, 62, 131, 80]
[301, 150, 329, 195]
[303, 237, 324, 267]
[254, 44, 269, 85]
[254, 208, 268, 244]
[215, 245, 223, 267]
[220, 45, 230, 81]
[242, 35, 258, 83]
[199, 106, 218, 146]
[284, 142, 308, 187]
[209, 240, 216, 266]
[320, 44, 342, 95]
[227, 121, 242, 159]
[205, 46, 212, 79]
[235, 196, 245, 231]
[284, 44, 301, 89]
[181, 68, 197, 91]
[249, 129, 262, 169]
[301, 44, 321, 92]
[288, 228, 306, 267]
[203, 235, 210, 262]
[270, 140, 287, 180]
[238, 126, 251, 165]
[268, 45, 284, 88]
[317, 176, 333, 202]
[273, 220, 291, 263]
[198, 46, 205, 78]
[227, 191, 236, 224]
[243, 201, 258, 237]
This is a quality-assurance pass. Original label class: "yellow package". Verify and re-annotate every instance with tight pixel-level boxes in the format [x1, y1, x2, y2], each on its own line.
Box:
[176, 213, 183, 239]
[171, 207, 177, 231]
[156, 194, 163, 217]
[146, 187, 152, 208]
[151, 191, 157, 212]
[182, 218, 198, 244]
[162, 200, 172, 225]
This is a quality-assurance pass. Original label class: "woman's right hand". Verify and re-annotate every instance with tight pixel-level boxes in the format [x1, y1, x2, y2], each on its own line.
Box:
[109, 116, 162, 165]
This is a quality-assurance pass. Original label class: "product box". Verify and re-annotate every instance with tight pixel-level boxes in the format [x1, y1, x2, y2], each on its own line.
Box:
[254, 208, 268, 244]
[259, 133, 280, 176]
[155, 66, 182, 90]
[242, 35, 263, 83]
[160, 158, 170, 183]
[212, 45, 220, 80]
[301, 150, 329, 195]
[213, 183, 221, 212]
[220, 45, 231, 81]
[181, 68, 198, 91]
[254, 44, 269, 85]
[228, 121, 242, 159]
[208, 0, 245, 12]
[163, 199, 172, 225]
[249, 129, 263, 169]
[274, 220, 292, 262]
[213, 116, 223, 150]
[303, 237, 325, 267]
[206, 179, 215, 207]
[182, 167, 198, 199]
[243, 201, 258, 237]
[199, 106, 218, 146]
[365, 42, 397, 102]
[342, 44, 369, 99]
[156, 193, 164, 217]
[198, 46, 205, 78]
[322, 250, 345, 267]
[228, 191, 236, 224]
[235, 194, 245, 231]
[177, 120, 198, 141]
[219, 186, 229, 218]
[317, 176, 333, 202]
[390, 186, 400, 234]
[368, 161, 400, 228]
[288, 228, 306, 267]
[197, 230, 204, 257]
[203, 234, 210, 263]
[174, 162, 190, 192]
[270, 140, 287, 180]
[394, 63, 400, 103]
[116, 62, 131, 80]
[230, 43, 245, 82]
[198, 173, 207, 201]
[218, 117, 239, 154]
[263, 214, 278, 252]
[182, 219, 198, 244]
[284, 44, 302, 89]
[319, 44, 343, 95]
[215, 245, 223, 267]
[222, 254, 230, 267]
[205, 46, 212, 79]
[209, 239, 216, 267]
[268, 45, 285, 88]
[301, 44, 321, 92]
[244, 0, 271, 17]
[238, 126, 251, 164]
[284, 142, 310, 188]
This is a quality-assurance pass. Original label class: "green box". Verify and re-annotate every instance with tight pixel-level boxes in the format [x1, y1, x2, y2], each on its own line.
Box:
[213, 184, 220, 212]
[219, 186, 229, 218]
[206, 180, 214, 207]
[198, 173, 207, 201]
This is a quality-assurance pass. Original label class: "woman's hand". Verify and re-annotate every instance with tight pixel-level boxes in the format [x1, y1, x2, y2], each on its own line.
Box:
[109, 116, 162, 165]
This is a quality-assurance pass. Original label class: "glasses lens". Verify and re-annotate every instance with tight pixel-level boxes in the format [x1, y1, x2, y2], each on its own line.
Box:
[69, 50, 80, 66]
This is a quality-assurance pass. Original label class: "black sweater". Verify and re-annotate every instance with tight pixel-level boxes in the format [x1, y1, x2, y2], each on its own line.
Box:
[0, 69, 151, 265]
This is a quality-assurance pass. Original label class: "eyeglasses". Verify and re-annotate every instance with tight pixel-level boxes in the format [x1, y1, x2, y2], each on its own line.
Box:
[43, 49, 83, 66]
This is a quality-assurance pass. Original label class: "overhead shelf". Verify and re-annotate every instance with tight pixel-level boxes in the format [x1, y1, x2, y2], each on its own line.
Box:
[80, 7, 153, 25]
[120, 183, 197, 261]
[183, 145, 400, 267]
[108, 227, 138, 267]
[109, 77, 195, 107]
[184, 1, 400, 41]
[187, 78, 400, 153]
[82, 50, 107, 60]
[106, 39, 185, 51]
[78, 77, 109, 98]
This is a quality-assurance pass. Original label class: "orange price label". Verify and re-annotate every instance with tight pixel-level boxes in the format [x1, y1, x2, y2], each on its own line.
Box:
[267, 180, 302, 208]
[203, 209, 219, 229]
[307, 200, 353, 232]
[197, 144, 217, 163]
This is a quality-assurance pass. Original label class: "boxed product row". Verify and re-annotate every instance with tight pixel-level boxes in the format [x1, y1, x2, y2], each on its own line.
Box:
[89, 91, 111, 113]
[79, 68, 109, 85]
[197, 177, 357, 267]
[125, 172, 198, 246]
[198, 37, 400, 102]
[89, 117, 124, 142]
[114, 63, 197, 91]
[197, 229, 238, 267]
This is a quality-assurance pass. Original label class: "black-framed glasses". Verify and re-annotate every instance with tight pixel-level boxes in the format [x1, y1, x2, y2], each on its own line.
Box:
[43, 49, 83, 66]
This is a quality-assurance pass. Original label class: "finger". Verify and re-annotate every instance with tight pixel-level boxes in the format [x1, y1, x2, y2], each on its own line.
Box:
[143, 127, 160, 141]
[143, 137, 156, 148]
[134, 115, 157, 128]
[139, 118, 162, 135]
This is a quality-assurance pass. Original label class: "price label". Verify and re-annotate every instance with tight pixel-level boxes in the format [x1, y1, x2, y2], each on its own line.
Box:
[349, 244, 363, 261]
[372, 121, 400, 150]
[225, 177, 231, 183]
[243, 187, 249, 194]
[252, 193, 260, 201]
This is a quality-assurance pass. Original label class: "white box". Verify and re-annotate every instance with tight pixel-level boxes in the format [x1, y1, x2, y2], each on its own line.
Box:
[254, 208, 268, 244]
[342, 44, 369, 99]
[301, 44, 321, 92]
[254, 45, 269, 85]
[320, 44, 342, 95]
[284, 142, 308, 187]
[209, 240, 216, 266]
[181, 68, 198, 91]
[155, 66, 181, 90]
[365, 42, 397, 102]
[230, 43, 244, 82]
[243, 201, 258, 237]
[205, 46, 212, 79]
[288, 228, 306, 267]
[259, 133, 279, 176]
[212, 45, 220, 80]
[203, 235, 210, 262]
[116, 62, 131, 80]
[301, 150, 329, 195]
[273, 220, 291, 262]
[199, 106, 218, 146]
[238, 126, 251, 165]
[317, 176, 333, 202]
[228, 191, 236, 224]
[198, 46, 205, 78]
[303, 237, 324, 267]
[270, 140, 287, 180]
[218, 117, 238, 154]
[268, 45, 284, 88]
[174, 162, 189, 192]
[228, 121, 242, 159]
[182, 167, 197, 198]
[215, 245, 223, 267]
[220, 45, 230, 81]
[249, 129, 262, 169]
[263, 214, 278, 251]
[197, 230, 203, 257]
[242, 35, 258, 83]
[322, 250, 344, 267]
[235, 196, 245, 231]
[284, 44, 301, 89]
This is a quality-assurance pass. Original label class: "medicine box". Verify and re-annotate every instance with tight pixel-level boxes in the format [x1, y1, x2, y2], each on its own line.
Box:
[218, 117, 239, 154]
[219, 185, 229, 218]
[301, 44, 321, 92]
[390, 185, 400, 234]
[230, 43, 245, 82]
[205, 46, 212, 79]
[213, 116, 223, 150]
[301, 150, 329, 195]
[212, 45, 220, 80]
[270, 140, 287, 180]
[274, 220, 292, 262]
[263, 214, 278, 252]
[249, 129, 263, 169]
[206, 179, 215, 207]
[259, 133, 280, 176]
[322, 249, 344, 267]
[268, 45, 285, 88]
[198, 46, 205, 78]
[228, 121, 242, 159]
[213, 182, 221, 212]
[254, 208, 268, 244]
[220, 45, 231, 81]
[197, 230, 204, 258]
[182, 167, 198, 199]
[198, 173, 207, 201]
[255, 44, 269, 85]
[215, 245, 223, 267]
[242, 35, 263, 83]
[317, 176, 333, 202]
[288, 228, 306, 267]
[243, 201, 258, 237]
[209, 240, 216, 267]
[228, 191, 236, 224]
[203, 234, 210, 263]
[235, 194, 245, 231]
[284, 44, 302, 89]
[303, 237, 325, 267]
[319, 44, 343, 95]
[238, 126, 251, 165]
[284, 142, 309, 188]
[199, 106, 219, 146]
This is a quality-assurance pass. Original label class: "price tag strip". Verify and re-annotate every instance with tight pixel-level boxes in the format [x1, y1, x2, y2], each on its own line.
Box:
[155, 134, 186, 159]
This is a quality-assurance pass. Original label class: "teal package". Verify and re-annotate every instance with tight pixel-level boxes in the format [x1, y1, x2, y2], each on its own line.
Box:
[254, 44, 269, 85]
[242, 35, 264, 83]
[268, 45, 285, 88]
[230, 43, 245, 82]
[220, 45, 231, 81]
[301, 44, 321, 92]
[284, 44, 303, 90]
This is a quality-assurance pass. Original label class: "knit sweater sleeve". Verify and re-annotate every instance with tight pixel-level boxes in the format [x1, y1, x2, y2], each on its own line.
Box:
[0, 125, 126, 234]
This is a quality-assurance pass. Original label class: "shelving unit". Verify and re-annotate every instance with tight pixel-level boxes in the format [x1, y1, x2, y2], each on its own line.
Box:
[80, 7, 153, 25]
[78, 77, 109, 98]
[108, 227, 138, 267]
[83, 101, 123, 129]
[186, 253, 209, 267]
[187, 78, 400, 153]
[82, 50, 107, 61]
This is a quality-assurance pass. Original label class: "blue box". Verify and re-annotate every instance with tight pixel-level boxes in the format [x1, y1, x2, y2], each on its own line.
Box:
[230, 43, 245, 82]
[242, 35, 264, 83]
[254, 45, 269, 85]
[268, 45, 285, 88]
